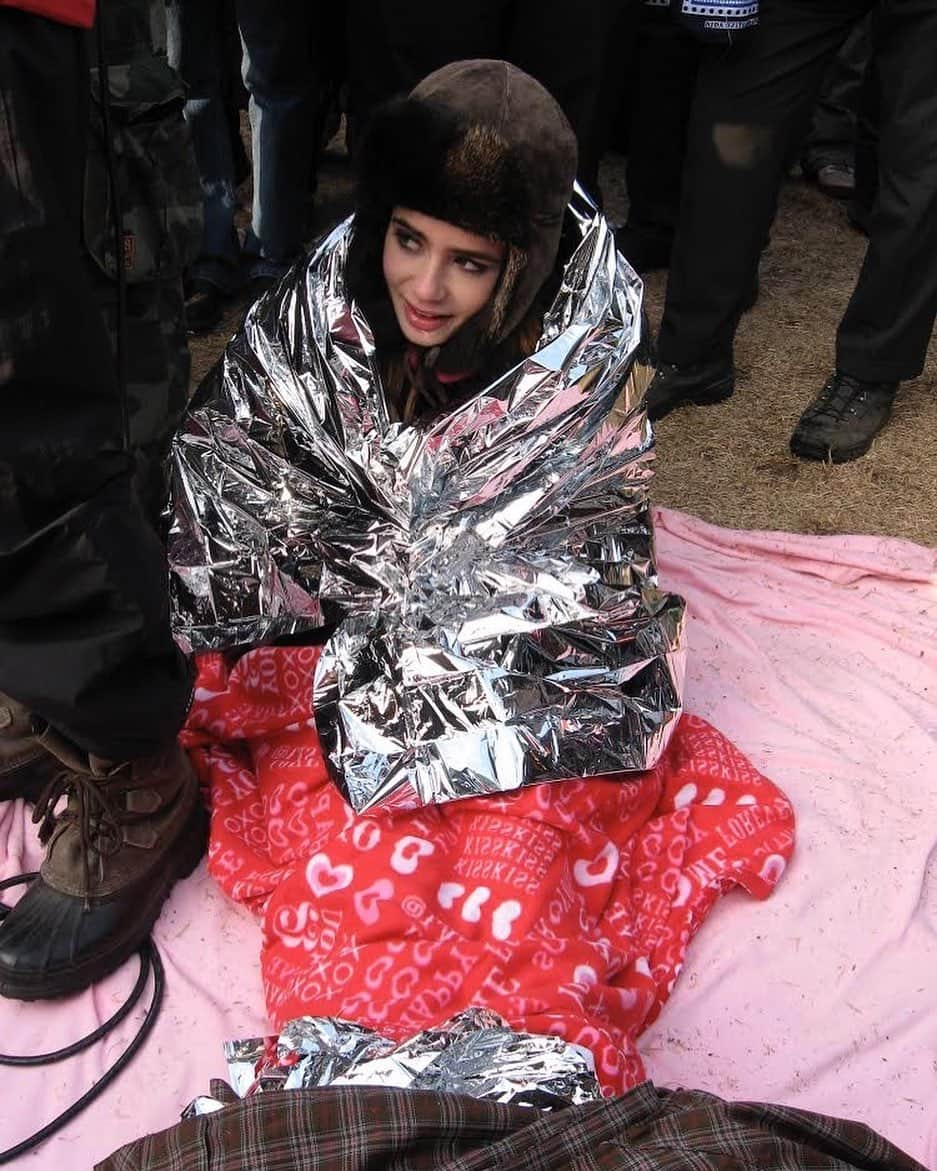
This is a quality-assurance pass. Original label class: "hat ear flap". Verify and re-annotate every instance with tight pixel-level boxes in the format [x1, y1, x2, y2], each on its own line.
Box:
[487, 245, 528, 342]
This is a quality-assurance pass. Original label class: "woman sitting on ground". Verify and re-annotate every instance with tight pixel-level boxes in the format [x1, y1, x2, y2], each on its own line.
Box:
[170, 59, 682, 806]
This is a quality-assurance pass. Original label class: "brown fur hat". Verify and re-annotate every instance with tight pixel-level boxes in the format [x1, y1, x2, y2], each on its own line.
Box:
[346, 59, 578, 374]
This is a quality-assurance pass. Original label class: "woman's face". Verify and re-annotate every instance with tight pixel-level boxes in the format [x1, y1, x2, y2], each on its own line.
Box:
[382, 207, 506, 349]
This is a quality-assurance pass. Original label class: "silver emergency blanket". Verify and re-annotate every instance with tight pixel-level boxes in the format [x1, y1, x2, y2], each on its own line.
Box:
[183, 1010, 601, 1117]
[169, 192, 686, 812]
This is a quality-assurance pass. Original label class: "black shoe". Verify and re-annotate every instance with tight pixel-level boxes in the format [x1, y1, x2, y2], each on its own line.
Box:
[645, 357, 735, 422]
[802, 159, 856, 201]
[790, 371, 898, 463]
[801, 152, 856, 197]
[614, 223, 674, 274]
[184, 279, 225, 335]
[815, 161, 855, 200]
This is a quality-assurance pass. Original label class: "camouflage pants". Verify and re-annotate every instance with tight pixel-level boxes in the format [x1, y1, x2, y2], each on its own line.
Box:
[0, 4, 199, 760]
[93, 277, 191, 527]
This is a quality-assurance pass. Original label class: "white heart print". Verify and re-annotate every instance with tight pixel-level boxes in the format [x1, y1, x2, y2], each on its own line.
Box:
[492, 900, 522, 941]
[573, 964, 597, 988]
[306, 852, 354, 897]
[390, 836, 435, 875]
[618, 987, 638, 1010]
[759, 854, 787, 883]
[572, 841, 619, 887]
[461, 887, 491, 923]
[354, 878, 394, 926]
[437, 882, 466, 910]
[673, 874, 693, 907]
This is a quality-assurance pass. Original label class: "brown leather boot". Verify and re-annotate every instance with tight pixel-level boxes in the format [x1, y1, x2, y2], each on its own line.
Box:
[0, 735, 207, 1000]
[0, 692, 62, 804]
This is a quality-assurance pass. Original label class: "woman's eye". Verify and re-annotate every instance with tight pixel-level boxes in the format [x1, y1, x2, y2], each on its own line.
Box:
[455, 256, 487, 275]
[395, 229, 419, 252]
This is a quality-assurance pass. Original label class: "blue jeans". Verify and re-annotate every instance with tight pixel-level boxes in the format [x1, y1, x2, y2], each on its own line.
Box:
[166, 0, 316, 290]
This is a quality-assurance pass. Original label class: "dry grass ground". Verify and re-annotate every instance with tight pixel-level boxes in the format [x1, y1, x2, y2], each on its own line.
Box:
[190, 147, 937, 548]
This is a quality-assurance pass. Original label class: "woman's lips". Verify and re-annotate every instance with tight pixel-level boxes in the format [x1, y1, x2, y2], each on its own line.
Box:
[403, 300, 450, 332]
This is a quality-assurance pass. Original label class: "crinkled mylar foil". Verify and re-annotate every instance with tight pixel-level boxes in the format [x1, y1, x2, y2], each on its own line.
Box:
[183, 1010, 601, 1117]
[169, 190, 686, 812]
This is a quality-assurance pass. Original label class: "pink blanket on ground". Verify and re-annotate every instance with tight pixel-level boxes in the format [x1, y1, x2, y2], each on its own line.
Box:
[1, 508, 936, 1169]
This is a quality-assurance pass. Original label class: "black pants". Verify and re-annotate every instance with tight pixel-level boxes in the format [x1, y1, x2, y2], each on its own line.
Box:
[802, 14, 875, 168]
[345, 0, 620, 199]
[623, 6, 700, 237]
[0, 11, 191, 760]
[659, 0, 937, 383]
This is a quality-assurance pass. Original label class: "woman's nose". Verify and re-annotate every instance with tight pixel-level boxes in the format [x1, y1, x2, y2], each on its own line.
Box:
[412, 258, 446, 303]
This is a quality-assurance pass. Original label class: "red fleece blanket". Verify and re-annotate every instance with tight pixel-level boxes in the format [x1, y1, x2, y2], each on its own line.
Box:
[183, 646, 795, 1095]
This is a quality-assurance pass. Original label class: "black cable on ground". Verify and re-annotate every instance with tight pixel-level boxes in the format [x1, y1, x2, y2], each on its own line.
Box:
[0, 874, 165, 1164]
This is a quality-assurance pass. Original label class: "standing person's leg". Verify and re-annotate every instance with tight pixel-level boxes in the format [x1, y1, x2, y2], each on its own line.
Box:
[649, 0, 866, 420]
[0, 14, 192, 771]
[619, 4, 701, 272]
[307, 0, 346, 182]
[791, 0, 937, 462]
[94, 0, 203, 527]
[238, 0, 318, 283]
[344, 0, 503, 143]
[167, 0, 245, 332]
[801, 14, 875, 198]
[507, 0, 620, 200]
[0, 7, 204, 1000]
[837, 0, 937, 382]
[849, 32, 880, 234]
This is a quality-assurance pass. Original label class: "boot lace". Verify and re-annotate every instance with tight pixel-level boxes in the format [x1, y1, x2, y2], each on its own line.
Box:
[32, 770, 124, 902]
[808, 374, 872, 423]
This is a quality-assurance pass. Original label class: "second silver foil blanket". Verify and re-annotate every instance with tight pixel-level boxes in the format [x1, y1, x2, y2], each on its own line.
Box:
[194, 1010, 601, 1113]
[169, 197, 686, 811]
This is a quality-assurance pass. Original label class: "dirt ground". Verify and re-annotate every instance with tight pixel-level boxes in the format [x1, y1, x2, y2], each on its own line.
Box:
[190, 145, 937, 549]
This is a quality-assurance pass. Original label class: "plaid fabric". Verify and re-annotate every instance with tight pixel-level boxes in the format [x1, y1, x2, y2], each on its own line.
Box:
[97, 1081, 925, 1171]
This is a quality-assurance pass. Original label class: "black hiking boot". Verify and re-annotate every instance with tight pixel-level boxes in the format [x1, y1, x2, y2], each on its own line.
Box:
[790, 372, 898, 463]
[645, 357, 735, 422]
